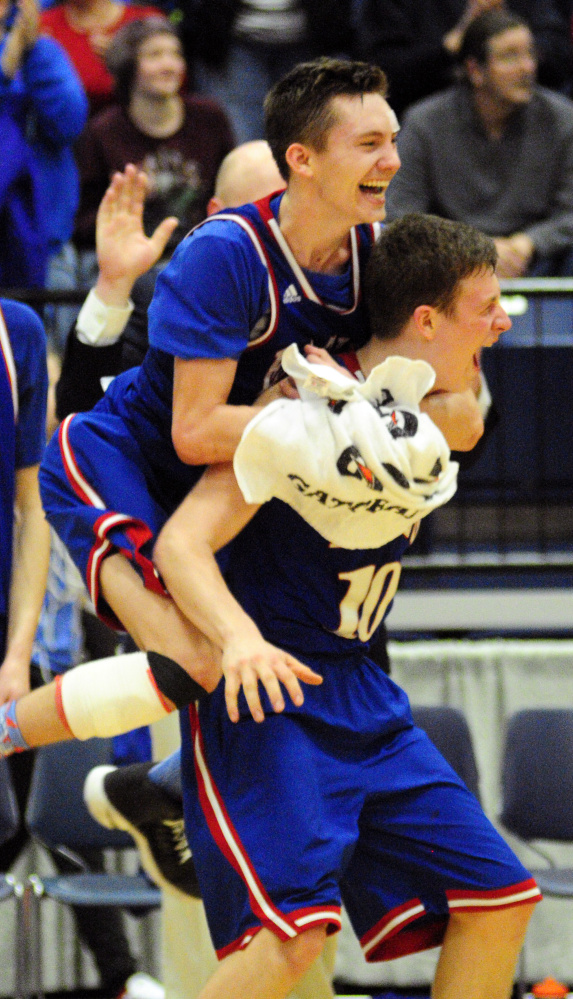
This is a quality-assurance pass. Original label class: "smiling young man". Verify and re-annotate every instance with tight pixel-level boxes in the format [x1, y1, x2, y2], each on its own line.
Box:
[73, 15, 234, 269]
[23, 58, 401, 726]
[386, 8, 573, 278]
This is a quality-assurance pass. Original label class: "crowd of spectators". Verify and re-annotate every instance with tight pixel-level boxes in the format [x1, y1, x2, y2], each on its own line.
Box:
[2, 0, 573, 338]
[385, 7, 573, 277]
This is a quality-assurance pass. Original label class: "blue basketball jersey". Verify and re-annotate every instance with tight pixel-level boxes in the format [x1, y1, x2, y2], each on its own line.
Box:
[226, 499, 413, 663]
[218, 497, 417, 735]
[98, 193, 377, 510]
[0, 300, 47, 629]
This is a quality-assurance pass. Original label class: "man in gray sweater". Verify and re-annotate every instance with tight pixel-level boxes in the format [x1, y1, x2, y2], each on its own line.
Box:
[386, 8, 573, 277]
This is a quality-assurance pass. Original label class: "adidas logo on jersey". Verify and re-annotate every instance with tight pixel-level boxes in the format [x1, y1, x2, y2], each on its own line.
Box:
[283, 284, 301, 304]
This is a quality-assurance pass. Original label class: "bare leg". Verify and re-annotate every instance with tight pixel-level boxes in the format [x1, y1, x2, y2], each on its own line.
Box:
[432, 904, 536, 999]
[289, 934, 336, 999]
[15, 553, 221, 748]
[196, 926, 327, 999]
[99, 554, 221, 688]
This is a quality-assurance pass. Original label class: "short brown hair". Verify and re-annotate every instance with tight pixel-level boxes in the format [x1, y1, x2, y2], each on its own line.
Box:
[106, 16, 180, 104]
[366, 213, 498, 340]
[459, 8, 529, 66]
[264, 57, 388, 179]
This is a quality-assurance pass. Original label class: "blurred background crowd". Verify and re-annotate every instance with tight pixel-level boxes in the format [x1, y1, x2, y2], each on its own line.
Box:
[2, 0, 573, 360]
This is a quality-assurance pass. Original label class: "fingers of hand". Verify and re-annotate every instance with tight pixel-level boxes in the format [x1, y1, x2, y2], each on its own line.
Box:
[224, 650, 311, 724]
[231, 664, 266, 723]
[252, 652, 304, 710]
[304, 344, 329, 361]
[224, 670, 241, 724]
[278, 377, 299, 399]
[224, 658, 273, 724]
[150, 217, 179, 258]
[289, 660, 323, 686]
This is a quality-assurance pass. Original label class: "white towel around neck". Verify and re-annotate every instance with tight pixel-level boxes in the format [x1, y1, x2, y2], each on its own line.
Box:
[233, 344, 458, 549]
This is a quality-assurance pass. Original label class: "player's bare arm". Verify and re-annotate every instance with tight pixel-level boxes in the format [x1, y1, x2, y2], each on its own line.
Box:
[0, 464, 50, 703]
[154, 463, 322, 724]
[171, 356, 264, 466]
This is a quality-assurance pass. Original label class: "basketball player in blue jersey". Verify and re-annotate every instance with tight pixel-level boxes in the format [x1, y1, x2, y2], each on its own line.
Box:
[0, 215, 523, 999]
[0, 204, 486, 750]
[25, 58, 401, 730]
[0, 299, 49, 740]
[0, 56, 417, 752]
[148, 215, 539, 999]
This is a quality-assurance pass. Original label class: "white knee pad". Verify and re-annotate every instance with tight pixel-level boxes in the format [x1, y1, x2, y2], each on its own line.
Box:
[59, 651, 173, 740]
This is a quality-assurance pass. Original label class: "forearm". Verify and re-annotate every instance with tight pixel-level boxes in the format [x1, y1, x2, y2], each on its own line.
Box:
[0, 28, 26, 79]
[154, 466, 320, 722]
[173, 402, 263, 465]
[2, 475, 50, 693]
[162, 536, 262, 652]
[154, 466, 261, 650]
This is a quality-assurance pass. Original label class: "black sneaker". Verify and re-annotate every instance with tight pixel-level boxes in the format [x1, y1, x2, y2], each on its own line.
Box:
[84, 762, 201, 899]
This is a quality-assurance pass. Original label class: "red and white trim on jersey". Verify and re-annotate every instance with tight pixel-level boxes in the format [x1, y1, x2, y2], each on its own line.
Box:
[0, 305, 18, 422]
[189, 704, 342, 957]
[360, 878, 541, 962]
[59, 414, 106, 509]
[217, 925, 264, 961]
[446, 878, 542, 913]
[338, 349, 362, 379]
[57, 414, 165, 626]
[192, 212, 279, 347]
[361, 898, 427, 961]
[370, 221, 383, 243]
[264, 215, 361, 315]
[188, 195, 375, 350]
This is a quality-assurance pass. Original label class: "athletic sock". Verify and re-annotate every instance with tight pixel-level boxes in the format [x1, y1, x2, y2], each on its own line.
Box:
[0, 700, 29, 756]
[148, 750, 183, 800]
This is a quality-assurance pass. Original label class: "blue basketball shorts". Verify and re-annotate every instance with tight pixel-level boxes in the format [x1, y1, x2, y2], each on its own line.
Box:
[39, 411, 177, 629]
[180, 697, 541, 962]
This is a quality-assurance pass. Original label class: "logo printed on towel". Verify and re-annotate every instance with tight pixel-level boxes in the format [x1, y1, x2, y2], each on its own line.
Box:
[337, 446, 383, 492]
[282, 284, 302, 304]
[287, 473, 419, 518]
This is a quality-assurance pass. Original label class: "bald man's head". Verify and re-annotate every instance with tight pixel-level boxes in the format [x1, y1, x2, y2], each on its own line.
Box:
[207, 140, 286, 215]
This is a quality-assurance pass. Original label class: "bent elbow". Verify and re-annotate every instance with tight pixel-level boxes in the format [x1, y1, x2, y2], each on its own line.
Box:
[171, 421, 210, 466]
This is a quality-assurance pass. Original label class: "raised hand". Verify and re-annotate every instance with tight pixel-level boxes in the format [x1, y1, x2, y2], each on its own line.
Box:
[95, 163, 179, 307]
[444, 0, 503, 54]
